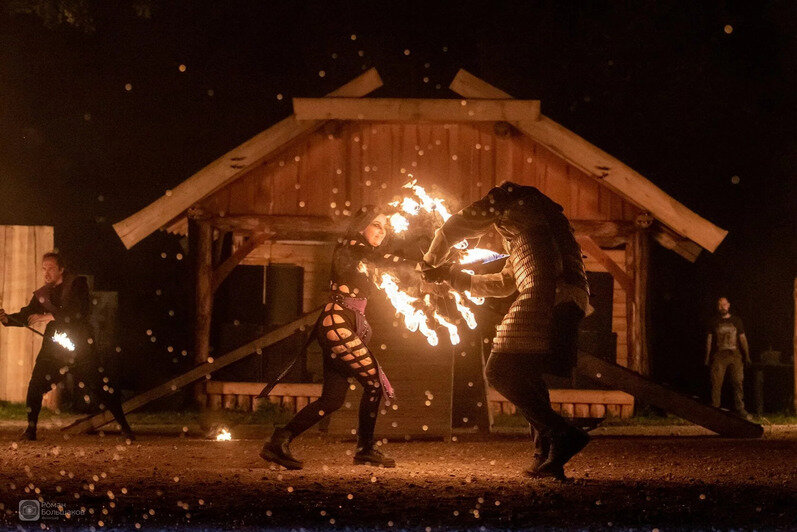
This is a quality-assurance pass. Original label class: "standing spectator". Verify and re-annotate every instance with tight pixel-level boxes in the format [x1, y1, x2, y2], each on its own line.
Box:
[705, 297, 751, 418]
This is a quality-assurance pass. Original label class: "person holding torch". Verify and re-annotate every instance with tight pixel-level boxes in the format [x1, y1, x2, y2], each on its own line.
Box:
[0, 252, 133, 441]
[260, 206, 421, 470]
[422, 182, 591, 480]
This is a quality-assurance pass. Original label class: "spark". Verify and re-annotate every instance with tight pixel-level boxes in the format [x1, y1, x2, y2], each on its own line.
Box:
[52, 331, 76, 351]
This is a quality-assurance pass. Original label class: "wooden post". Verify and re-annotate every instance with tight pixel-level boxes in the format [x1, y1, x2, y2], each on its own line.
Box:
[633, 227, 651, 376]
[189, 212, 214, 403]
[793, 277, 796, 413]
[626, 225, 651, 376]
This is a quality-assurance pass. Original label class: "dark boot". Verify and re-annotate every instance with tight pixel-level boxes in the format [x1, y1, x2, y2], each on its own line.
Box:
[260, 428, 302, 470]
[18, 425, 37, 441]
[524, 428, 551, 477]
[536, 425, 589, 480]
[354, 440, 396, 468]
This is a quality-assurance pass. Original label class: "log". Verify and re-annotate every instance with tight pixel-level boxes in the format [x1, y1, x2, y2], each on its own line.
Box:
[113, 69, 383, 249]
[449, 69, 727, 253]
[576, 354, 763, 437]
[632, 229, 651, 375]
[191, 218, 213, 367]
[211, 232, 268, 293]
[61, 308, 322, 434]
[293, 97, 540, 122]
[576, 235, 634, 298]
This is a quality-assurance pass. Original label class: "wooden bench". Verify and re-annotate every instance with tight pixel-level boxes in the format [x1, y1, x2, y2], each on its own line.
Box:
[205, 381, 635, 419]
[487, 388, 635, 419]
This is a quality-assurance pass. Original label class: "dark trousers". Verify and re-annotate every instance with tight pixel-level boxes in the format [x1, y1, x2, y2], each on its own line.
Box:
[485, 302, 584, 437]
[284, 348, 382, 444]
[27, 348, 130, 431]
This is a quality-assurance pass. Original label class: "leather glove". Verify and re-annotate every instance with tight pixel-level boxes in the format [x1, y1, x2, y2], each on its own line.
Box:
[422, 262, 452, 284]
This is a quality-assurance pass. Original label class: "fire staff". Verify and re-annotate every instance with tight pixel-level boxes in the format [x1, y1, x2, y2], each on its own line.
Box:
[260, 206, 420, 469]
[0, 252, 134, 441]
[423, 182, 590, 479]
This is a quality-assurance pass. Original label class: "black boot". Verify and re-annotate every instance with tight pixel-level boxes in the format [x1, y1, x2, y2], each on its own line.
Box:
[524, 429, 551, 477]
[260, 428, 302, 470]
[354, 440, 396, 468]
[535, 425, 589, 480]
[18, 425, 37, 441]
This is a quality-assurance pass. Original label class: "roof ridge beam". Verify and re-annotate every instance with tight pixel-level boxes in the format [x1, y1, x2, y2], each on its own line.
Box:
[293, 97, 540, 122]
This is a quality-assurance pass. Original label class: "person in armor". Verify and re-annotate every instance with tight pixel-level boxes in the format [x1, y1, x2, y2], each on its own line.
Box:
[260, 206, 420, 470]
[0, 252, 134, 441]
[422, 182, 590, 479]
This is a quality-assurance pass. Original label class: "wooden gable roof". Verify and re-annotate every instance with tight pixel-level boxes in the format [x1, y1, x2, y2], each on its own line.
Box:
[113, 68, 726, 259]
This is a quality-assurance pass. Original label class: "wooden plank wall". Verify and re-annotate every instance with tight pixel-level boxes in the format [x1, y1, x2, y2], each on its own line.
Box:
[0, 226, 54, 402]
[583, 248, 629, 367]
[237, 239, 335, 313]
[202, 122, 638, 223]
[217, 122, 638, 365]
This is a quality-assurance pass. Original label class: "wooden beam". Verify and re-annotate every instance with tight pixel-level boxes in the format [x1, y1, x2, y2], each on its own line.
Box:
[631, 229, 651, 375]
[449, 69, 728, 253]
[293, 97, 541, 122]
[794, 277, 797, 413]
[652, 223, 702, 262]
[571, 220, 634, 239]
[211, 232, 269, 293]
[576, 354, 763, 438]
[208, 214, 347, 235]
[61, 308, 322, 434]
[112, 68, 383, 249]
[576, 235, 634, 297]
[191, 218, 213, 368]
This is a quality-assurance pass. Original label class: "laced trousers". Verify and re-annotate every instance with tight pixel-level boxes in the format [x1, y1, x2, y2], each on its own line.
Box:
[284, 303, 382, 443]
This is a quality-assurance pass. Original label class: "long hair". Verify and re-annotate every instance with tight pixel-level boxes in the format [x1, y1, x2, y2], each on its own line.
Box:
[344, 204, 385, 241]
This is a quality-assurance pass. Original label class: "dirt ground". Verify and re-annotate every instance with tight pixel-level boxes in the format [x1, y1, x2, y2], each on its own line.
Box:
[1, 425, 795, 530]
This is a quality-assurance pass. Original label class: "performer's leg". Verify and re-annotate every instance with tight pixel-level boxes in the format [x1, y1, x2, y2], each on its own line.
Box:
[728, 353, 747, 416]
[73, 358, 134, 439]
[485, 352, 567, 434]
[317, 307, 392, 466]
[710, 352, 729, 408]
[22, 352, 63, 440]
[283, 356, 350, 437]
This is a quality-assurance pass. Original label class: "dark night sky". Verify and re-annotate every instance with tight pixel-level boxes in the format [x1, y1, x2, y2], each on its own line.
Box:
[0, 1, 794, 397]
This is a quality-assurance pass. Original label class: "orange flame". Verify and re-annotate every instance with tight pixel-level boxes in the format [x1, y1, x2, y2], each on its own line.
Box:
[450, 290, 477, 329]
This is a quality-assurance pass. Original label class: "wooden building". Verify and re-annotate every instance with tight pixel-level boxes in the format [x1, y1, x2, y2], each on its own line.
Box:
[109, 68, 729, 437]
[0, 225, 54, 404]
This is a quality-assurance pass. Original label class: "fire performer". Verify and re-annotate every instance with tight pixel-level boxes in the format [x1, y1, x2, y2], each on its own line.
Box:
[260, 206, 419, 469]
[423, 182, 590, 479]
[0, 252, 134, 441]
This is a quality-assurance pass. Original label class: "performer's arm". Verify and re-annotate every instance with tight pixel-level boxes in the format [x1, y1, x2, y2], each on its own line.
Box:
[424, 186, 511, 267]
[53, 277, 91, 323]
[739, 333, 751, 365]
[354, 243, 420, 276]
[451, 260, 517, 298]
[705, 334, 713, 366]
[1, 296, 38, 327]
